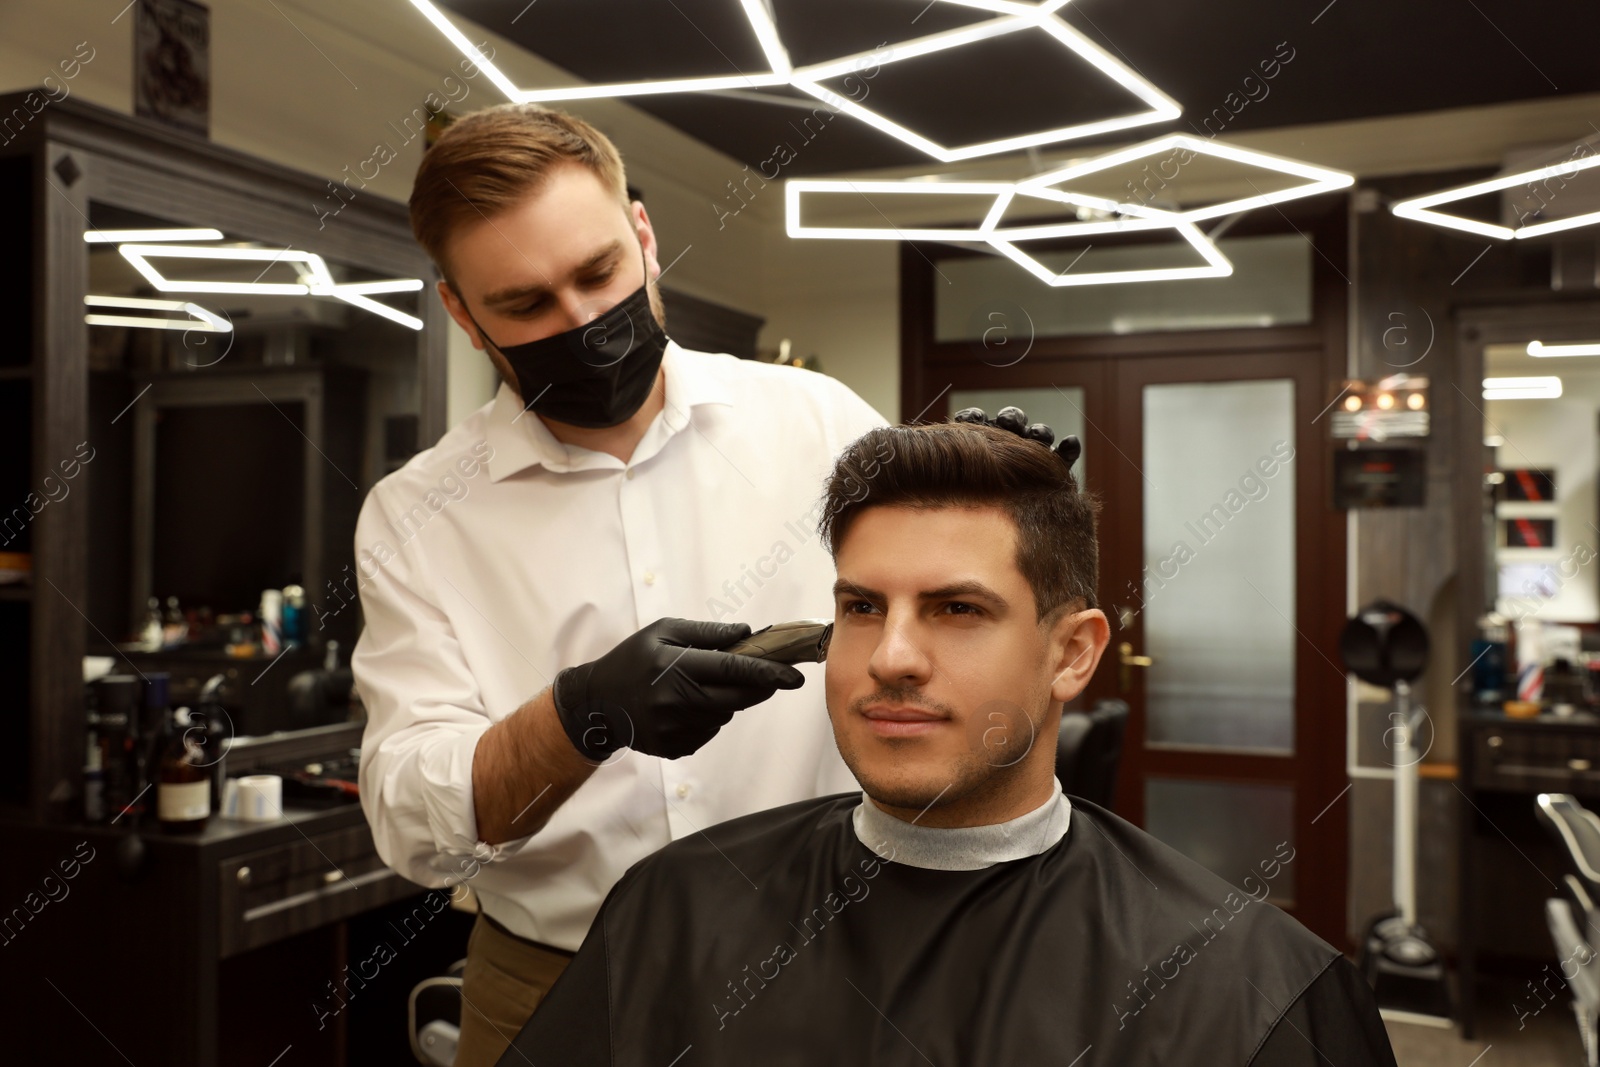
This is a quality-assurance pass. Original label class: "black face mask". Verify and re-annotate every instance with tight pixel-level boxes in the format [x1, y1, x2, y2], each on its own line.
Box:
[456, 254, 667, 429]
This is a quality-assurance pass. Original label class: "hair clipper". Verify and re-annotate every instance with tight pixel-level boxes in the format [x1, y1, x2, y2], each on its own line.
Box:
[722, 619, 833, 664]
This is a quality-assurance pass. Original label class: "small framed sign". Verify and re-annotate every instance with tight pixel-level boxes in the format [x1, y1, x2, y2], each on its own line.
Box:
[134, 0, 211, 138]
[1332, 447, 1426, 509]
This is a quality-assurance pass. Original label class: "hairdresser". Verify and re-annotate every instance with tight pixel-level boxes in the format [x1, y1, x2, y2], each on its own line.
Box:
[350, 102, 886, 1067]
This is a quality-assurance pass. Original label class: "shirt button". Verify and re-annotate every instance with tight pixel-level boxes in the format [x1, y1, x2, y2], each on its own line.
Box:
[625, 468, 636, 480]
[676, 783, 690, 799]
[643, 572, 656, 585]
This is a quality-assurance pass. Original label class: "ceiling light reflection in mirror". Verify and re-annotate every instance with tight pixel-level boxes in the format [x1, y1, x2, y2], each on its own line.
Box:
[85, 233, 424, 331]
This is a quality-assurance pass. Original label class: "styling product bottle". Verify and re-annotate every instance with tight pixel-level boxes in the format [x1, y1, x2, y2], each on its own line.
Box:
[163, 595, 187, 646]
[83, 721, 105, 823]
[96, 675, 140, 821]
[157, 706, 211, 832]
[139, 672, 174, 808]
[282, 584, 305, 646]
[259, 589, 283, 656]
[197, 673, 230, 810]
[140, 596, 164, 651]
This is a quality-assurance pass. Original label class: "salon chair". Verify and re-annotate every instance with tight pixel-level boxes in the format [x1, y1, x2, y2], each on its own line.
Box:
[1536, 793, 1600, 1066]
[1056, 699, 1129, 810]
[409, 957, 467, 1066]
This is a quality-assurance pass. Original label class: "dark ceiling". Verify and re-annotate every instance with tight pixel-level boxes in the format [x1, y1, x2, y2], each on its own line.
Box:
[437, 0, 1600, 176]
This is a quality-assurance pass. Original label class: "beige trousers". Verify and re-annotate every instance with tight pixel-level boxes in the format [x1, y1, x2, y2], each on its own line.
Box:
[452, 914, 573, 1067]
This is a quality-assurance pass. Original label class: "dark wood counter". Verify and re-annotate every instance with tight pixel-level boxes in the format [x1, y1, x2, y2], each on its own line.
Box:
[1457, 702, 1600, 1038]
[1, 725, 472, 1066]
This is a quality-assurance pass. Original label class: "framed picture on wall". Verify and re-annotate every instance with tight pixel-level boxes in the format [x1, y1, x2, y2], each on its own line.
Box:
[134, 0, 211, 137]
[1500, 516, 1557, 549]
[1496, 468, 1556, 502]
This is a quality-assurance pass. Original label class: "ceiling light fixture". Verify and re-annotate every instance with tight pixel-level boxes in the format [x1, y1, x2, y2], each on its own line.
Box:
[117, 244, 424, 329]
[405, 0, 1180, 162]
[785, 179, 1019, 241]
[1527, 340, 1600, 357]
[988, 216, 1233, 287]
[84, 228, 224, 243]
[1484, 376, 1563, 400]
[1016, 133, 1354, 222]
[1391, 151, 1600, 240]
[786, 132, 1352, 285]
[786, 177, 1234, 285]
[83, 295, 232, 333]
[118, 243, 336, 295]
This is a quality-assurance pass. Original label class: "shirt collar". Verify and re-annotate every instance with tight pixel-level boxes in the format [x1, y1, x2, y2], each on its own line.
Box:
[485, 340, 733, 481]
[851, 778, 1072, 871]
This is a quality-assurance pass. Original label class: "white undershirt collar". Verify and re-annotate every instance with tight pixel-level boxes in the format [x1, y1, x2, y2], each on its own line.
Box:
[851, 778, 1072, 871]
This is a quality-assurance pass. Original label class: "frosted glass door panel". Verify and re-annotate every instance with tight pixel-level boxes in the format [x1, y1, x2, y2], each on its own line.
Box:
[947, 387, 1085, 482]
[1141, 379, 1295, 752]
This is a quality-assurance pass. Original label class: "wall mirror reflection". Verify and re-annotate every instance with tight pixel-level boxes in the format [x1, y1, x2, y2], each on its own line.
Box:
[83, 202, 424, 737]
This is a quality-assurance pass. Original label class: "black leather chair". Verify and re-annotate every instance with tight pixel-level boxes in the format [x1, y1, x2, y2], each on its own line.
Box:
[1056, 699, 1129, 809]
[1535, 792, 1600, 1066]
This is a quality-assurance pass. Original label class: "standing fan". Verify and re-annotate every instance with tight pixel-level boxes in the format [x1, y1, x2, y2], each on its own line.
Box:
[1340, 598, 1453, 1026]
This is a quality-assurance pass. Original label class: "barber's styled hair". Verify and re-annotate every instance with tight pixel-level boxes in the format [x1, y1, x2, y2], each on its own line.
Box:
[818, 422, 1101, 618]
[409, 103, 630, 278]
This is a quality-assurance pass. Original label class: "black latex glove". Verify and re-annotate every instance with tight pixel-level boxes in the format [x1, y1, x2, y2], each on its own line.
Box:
[551, 618, 806, 761]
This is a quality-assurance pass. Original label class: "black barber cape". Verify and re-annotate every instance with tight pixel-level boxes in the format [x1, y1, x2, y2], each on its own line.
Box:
[500, 794, 1396, 1066]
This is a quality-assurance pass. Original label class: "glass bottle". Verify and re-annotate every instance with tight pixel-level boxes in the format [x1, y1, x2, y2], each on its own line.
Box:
[140, 596, 164, 651]
[163, 595, 187, 646]
[156, 706, 211, 832]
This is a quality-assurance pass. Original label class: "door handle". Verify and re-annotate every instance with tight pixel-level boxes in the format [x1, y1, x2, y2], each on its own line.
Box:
[1118, 641, 1153, 693]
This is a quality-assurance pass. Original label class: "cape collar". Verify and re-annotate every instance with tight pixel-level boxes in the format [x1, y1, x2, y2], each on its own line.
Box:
[851, 778, 1072, 871]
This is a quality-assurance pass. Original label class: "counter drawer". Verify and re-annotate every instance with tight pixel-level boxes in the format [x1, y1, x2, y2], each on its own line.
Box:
[218, 823, 415, 957]
[1472, 726, 1600, 794]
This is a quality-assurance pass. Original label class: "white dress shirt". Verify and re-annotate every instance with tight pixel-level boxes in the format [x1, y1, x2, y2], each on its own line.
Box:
[352, 341, 888, 951]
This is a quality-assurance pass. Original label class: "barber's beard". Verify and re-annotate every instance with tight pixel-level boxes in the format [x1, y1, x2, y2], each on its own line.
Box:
[645, 275, 668, 332]
[837, 685, 1055, 820]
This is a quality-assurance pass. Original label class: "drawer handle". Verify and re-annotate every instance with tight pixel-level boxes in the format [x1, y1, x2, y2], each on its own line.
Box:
[323, 870, 343, 885]
[241, 867, 394, 924]
[1487, 735, 1503, 748]
[1572, 758, 1592, 772]
[236, 866, 251, 885]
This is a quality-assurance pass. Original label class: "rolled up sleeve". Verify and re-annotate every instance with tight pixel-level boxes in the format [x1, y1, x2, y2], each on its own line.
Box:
[350, 485, 529, 887]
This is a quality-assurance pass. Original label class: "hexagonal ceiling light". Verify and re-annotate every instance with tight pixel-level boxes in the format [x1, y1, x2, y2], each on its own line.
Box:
[786, 133, 1352, 285]
[117, 244, 426, 329]
[1390, 147, 1600, 240]
[786, 178, 1233, 286]
[405, 0, 1182, 162]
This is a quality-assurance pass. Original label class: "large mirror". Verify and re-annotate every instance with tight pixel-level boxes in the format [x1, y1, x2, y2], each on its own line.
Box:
[1482, 330, 1600, 628]
[83, 202, 425, 736]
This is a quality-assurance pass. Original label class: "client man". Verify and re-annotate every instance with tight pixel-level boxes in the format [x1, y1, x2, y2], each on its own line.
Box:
[499, 414, 1397, 1066]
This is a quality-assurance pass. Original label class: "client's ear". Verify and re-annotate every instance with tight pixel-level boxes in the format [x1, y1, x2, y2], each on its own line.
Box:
[1048, 609, 1110, 704]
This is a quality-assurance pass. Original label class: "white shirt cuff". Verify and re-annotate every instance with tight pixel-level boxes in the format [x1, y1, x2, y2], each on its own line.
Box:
[416, 725, 534, 874]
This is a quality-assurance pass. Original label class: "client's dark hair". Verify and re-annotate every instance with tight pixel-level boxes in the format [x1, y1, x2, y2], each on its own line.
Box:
[818, 422, 1101, 619]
